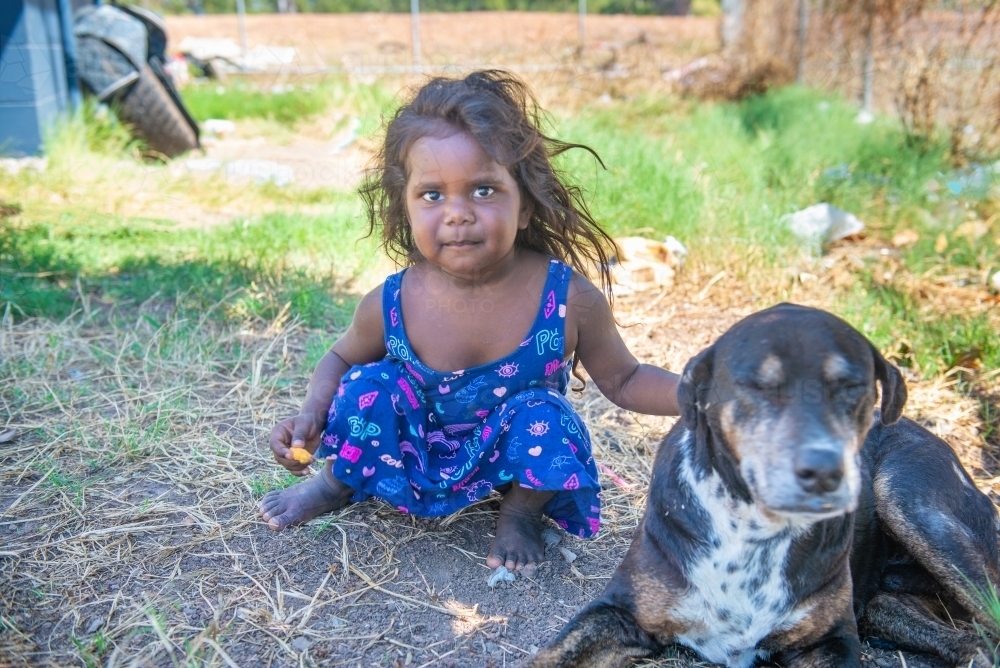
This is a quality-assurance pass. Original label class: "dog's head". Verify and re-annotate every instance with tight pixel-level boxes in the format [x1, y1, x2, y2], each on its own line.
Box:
[677, 303, 906, 518]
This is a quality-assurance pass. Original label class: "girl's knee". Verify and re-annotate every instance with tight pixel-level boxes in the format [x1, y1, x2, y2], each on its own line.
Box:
[335, 361, 412, 408]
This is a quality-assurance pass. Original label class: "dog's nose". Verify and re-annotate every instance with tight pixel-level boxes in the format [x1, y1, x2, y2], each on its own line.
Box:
[795, 449, 844, 493]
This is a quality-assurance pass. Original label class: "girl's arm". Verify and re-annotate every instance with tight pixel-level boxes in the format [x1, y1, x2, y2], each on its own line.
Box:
[269, 284, 388, 473]
[297, 284, 388, 427]
[567, 274, 680, 417]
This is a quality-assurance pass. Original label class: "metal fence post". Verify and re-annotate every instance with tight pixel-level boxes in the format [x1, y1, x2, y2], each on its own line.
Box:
[796, 0, 808, 84]
[411, 0, 421, 70]
[236, 0, 247, 72]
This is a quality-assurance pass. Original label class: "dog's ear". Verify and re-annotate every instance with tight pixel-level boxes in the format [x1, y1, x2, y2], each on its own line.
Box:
[870, 342, 907, 424]
[678, 346, 715, 430]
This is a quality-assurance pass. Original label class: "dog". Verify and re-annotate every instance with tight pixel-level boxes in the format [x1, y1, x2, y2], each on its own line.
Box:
[528, 304, 1000, 668]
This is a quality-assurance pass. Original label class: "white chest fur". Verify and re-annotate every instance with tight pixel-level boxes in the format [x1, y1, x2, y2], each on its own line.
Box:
[670, 437, 813, 668]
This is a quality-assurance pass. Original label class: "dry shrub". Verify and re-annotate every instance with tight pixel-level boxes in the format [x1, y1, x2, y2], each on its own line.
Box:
[676, 0, 797, 100]
[898, 43, 943, 144]
[808, 0, 1000, 162]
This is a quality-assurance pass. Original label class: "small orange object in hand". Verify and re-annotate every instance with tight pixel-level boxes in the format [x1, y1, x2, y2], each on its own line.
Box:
[288, 447, 313, 465]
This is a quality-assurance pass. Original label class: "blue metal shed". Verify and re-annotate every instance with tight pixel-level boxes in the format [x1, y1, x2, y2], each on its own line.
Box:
[0, 0, 82, 156]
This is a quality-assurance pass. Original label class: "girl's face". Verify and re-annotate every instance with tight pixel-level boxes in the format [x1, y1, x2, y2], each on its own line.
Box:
[404, 130, 530, 279]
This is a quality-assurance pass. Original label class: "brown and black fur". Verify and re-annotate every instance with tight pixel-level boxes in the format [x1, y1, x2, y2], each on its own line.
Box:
[527, 304, 1000, 668]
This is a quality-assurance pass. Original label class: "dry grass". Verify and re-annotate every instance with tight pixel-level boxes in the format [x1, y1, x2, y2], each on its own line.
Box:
[3, 256, 997, 666]
[804, 3, 1000, 160]
[0, 284, 694, 666]
[2, 13, 997, 661]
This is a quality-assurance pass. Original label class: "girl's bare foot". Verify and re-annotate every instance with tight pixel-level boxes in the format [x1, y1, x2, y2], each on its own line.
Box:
[258, 463, 354, 530]
[486, 486, 555, 577]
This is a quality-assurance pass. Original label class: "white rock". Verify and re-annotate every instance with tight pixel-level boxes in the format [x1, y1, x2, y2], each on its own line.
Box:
[203, 119, 236, 137]
[0, 157, 48, 175]
[224, 159, 293, 187]
[487, 566, 516, 588]
[782, 203, 865, 248]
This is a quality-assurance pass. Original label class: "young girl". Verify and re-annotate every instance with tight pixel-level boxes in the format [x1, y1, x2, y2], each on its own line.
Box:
[259, 70, 679, 576]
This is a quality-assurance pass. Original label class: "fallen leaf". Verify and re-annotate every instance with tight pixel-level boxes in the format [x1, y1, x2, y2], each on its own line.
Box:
[955, 220, 989, 240]
[0, 429, 15, 443]
[542, 528, 562, 547]
[934, 233, 948, 253]
[950, 348, 981, 370]
[487, 565, 516, 588]
[558, 547, 577, 563]
[891, 229, 920, 247]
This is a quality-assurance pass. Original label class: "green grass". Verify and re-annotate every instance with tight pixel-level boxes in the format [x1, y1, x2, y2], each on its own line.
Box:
[248, 471, 298, 498]
[551, 86, 999, 373]
[180, 78, 396, 131]
[558, 87, 978, 252]
[838, 279, 1000, 375]
[4, 83, 998, 378]
[44, 99, 144, 156]
[181, 83, 332, 126]
[1, 208, 373, 328]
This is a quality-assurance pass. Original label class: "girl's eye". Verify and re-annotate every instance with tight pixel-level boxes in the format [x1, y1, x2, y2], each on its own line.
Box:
[473, 186, 495, 198]
[421, 191, 442, 202]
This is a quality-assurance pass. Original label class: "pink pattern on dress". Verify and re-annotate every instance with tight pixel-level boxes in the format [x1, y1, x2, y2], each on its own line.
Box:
[404, 363, 425, 385]
[563, 473, 580, 490]
[544, 359, 562, 376]
[390, 307, 399, 326]
[358, 391, 379, 410]
[481, 426, 492, 440]
[397, 377, 420, 408]
[340, 443, 362, 463]
[543, 290, 556, 318]
[588, 517, 601, 535]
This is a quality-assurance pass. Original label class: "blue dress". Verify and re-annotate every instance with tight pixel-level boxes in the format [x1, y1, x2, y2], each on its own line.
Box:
[316, 258, 601, 538]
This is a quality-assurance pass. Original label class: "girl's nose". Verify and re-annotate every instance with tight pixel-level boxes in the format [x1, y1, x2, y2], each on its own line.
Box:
[442, 196, 474, 225]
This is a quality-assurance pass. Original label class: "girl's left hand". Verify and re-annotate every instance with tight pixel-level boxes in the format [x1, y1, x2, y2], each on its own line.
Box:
[269, 414, 323, 475]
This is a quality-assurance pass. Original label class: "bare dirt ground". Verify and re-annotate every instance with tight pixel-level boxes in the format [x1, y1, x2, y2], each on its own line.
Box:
[3, 12, 998, 668]
[3, 261, 995, 667]
[163, 12, 718, 76]
[160, 13, 718, 205]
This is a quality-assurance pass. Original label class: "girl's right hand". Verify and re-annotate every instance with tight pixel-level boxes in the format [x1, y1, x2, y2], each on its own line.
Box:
[269, 414, 324, 475]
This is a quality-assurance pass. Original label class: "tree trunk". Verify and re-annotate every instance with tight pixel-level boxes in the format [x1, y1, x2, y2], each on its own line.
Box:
[721, 0, 745, 49]
[654, 0, 691, 15]
[797, 0, 808, 83]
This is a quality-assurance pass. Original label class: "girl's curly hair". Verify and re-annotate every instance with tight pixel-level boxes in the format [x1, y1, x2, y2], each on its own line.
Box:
[359, 69, 615, 297]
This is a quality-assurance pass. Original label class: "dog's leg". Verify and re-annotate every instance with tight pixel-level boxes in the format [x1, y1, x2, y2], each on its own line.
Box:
[773, 636, 861, 667]
[769, 614, 862, 668]
[880, 562, 946, 599]
[873, 422, 1000, 619]
[524, 601, 660, 668]
[860, 592, 991, 667]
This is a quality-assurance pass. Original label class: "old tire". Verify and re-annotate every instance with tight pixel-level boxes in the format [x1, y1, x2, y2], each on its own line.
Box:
[117, 64, 198, 158]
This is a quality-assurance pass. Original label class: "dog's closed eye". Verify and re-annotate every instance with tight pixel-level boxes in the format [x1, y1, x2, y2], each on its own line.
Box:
[830, 382, 868, 402]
